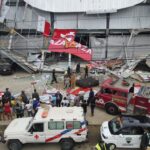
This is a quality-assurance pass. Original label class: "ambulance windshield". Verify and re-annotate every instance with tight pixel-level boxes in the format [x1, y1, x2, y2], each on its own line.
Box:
[26, 118, 34, 130]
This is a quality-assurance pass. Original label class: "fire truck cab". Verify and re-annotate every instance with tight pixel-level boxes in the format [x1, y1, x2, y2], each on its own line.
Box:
[95, 78, 150, 116]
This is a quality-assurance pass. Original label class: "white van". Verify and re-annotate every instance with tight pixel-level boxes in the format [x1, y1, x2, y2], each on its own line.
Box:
[1, 106, 88, 150]
[100, 115, 150, 149]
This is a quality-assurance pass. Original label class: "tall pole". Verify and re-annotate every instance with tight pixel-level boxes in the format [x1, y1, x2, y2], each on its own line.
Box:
[50, 12, 54, 33]
[105, 13, 110, 59]
[68, 53, 71, 67]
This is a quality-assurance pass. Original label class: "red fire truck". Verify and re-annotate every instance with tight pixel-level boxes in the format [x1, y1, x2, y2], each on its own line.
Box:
[95, 78, 150, 116]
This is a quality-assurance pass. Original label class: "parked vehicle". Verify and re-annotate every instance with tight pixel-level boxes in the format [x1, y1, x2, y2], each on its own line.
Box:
[1, 106, 88, 150]
[95, 78, 150, 116]
[100, 115, 150, 149]
[0, 59, 13, 75]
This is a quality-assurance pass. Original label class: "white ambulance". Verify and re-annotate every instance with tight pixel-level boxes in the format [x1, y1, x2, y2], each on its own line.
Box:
[1, 106, 88, 150]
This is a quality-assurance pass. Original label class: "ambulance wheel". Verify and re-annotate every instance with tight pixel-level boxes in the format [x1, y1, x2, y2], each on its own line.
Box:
[8, 140, 22, 150]
[60, 138, 74, 150]
[107, 143, 116, 150]
[105, 103, 118, 115]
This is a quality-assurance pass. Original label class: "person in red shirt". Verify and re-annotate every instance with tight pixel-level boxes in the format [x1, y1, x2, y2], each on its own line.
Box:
[4, 100, 12, 120]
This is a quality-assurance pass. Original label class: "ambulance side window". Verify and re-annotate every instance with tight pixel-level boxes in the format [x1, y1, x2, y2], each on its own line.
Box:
[66, 121, 81, 129]
[29, 123, 44, 132]
[48, 121, 64, 130]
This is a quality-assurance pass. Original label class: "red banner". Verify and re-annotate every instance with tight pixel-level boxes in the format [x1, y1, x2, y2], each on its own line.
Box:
[43, 21, 51, 37]
[48, 29, 92, 61]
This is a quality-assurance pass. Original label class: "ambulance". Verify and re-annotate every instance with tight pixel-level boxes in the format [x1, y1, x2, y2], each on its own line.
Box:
[1, 106, 88, 150]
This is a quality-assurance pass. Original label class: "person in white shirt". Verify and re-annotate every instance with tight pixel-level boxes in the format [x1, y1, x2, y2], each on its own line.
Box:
[61, 97, 69, 107]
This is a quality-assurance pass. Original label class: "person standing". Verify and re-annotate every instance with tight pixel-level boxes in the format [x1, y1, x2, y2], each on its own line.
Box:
[20, 91, 29, 104]
[33, 98, 40, 116]
[0, 101, 4, 120]
[61, 97, 69, 107]
[32, 89, 40, 101]
[64, 75, 70, 89]
[84, 66, 88, 78]
[67, 66, 71, 77]
[70, 73, 76, 89]
[15, 103, 23, 118]
[55, 91, 63, 107]
[128, 83, 135, 104]
[74, 94, 80, 106]
[51, 69, 58, 84]
[4, 88, 11, 102]
[25, 102, 33, 117]
[76, 63, 80, 73]
[81, 100, 87, 117]
[95, 141, 107, 150]
[140, 128, 149, 150]
[90, 97, 96, 116]
[4, 100, 12, 120]
[88, 88, 94, 106]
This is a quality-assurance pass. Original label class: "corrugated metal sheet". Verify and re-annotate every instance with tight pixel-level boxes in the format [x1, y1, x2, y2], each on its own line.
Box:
[5, 6, 51, 29]
[91, 35, 150, 60]
[110, 5, 150, 29]
[24, 0, 145, 13]
[54, 13, 106, 29]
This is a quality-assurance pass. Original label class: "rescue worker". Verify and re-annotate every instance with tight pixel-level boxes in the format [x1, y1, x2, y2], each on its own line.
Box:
[95, 141, 107, 150]
[140, 128, 149, 150]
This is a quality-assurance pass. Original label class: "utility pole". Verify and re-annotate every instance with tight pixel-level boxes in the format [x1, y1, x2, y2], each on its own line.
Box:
[105, 13, 110, 59]
[50, 12, 54, 34]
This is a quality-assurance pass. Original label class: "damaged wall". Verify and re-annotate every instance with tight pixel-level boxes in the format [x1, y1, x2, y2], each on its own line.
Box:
[91, 34, 150, 60]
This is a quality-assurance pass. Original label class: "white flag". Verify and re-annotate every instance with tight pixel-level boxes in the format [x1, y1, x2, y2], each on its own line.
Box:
[37, 16, 45, 32]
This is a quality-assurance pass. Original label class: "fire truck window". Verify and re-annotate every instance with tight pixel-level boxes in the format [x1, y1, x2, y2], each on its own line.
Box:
[104, 88, 112, 94]
[48, 121, 64, 130]
[117, 92, 127, 98]
[29, 123, 44, 132]
[112, 90, 117, 95]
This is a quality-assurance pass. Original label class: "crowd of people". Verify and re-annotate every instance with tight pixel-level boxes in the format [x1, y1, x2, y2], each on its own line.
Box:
[54, 88, 96, 117]
[0, 88, 40, 121]
[0, 64, 93, 121]
[0, 86, 96, 121]
[51, 63, 89, 89]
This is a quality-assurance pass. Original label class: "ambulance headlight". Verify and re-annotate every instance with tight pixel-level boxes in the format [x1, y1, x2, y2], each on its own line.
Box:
[102, 133, 108, 139]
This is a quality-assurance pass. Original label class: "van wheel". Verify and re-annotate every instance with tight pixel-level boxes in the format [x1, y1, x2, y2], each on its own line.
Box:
[7, 140, 22, 150]
[60, 138, 74, 150]
[105, 103, 118, 115]
[107, 143, 116, 150]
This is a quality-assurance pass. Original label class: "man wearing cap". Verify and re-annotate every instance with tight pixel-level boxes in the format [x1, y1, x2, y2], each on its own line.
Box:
[55, 91, 63, 107]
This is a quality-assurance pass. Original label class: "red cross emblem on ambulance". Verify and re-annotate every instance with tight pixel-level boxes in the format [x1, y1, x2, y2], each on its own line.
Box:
[34, 134, 39, 140]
